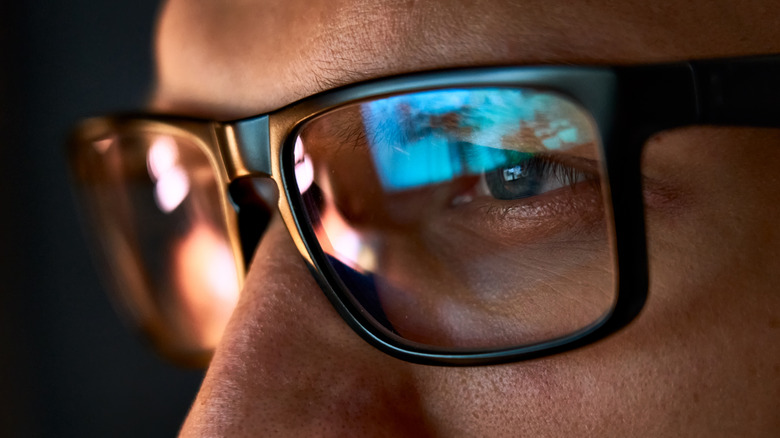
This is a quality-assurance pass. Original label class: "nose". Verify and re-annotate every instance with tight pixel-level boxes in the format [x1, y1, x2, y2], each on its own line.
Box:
[178, 216, 434, 437]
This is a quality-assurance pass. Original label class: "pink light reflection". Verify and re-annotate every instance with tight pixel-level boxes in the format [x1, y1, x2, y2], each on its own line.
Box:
[294, 137, 314, 193]
[154, 168, 190, 213]
[147, 135, 191, 213]
[147, 135, 178, 179]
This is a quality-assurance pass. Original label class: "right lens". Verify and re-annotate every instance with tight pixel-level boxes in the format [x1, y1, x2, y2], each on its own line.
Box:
[71, 124, 241, 364]
[292, 87, 617, 351]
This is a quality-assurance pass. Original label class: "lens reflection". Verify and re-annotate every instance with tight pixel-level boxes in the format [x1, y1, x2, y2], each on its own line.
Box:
[148, 135, 191, 213]
[74, 129, 240, 364]
[294, 87, 615, 350]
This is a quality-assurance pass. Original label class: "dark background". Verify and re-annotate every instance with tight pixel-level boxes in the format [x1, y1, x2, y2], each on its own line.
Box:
[0, 1, 204, 436]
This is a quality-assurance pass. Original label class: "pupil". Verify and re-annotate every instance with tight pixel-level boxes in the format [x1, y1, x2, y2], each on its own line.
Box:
[502, 165, 525, 181]
[486, 160, 541, 200]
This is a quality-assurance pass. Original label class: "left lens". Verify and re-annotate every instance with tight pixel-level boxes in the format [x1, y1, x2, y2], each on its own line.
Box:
[71, 123, 241, 365]
[292, 87, 616, 351]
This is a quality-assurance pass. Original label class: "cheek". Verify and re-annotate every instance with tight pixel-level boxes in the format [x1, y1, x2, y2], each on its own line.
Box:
[414, 291, 777, 436]
[644, 127, 780, 315]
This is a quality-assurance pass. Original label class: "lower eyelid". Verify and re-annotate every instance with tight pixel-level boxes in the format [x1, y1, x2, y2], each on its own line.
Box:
[438, 181, 608, 245]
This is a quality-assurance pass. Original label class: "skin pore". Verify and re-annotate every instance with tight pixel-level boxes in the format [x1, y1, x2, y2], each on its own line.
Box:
[154, 0, 780, 436]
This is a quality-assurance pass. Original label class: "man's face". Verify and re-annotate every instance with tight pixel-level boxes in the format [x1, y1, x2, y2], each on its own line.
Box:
[154, 0, 780, 435]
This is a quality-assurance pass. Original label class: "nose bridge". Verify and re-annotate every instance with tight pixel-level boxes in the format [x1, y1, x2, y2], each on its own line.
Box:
[215, 115, 273, 180]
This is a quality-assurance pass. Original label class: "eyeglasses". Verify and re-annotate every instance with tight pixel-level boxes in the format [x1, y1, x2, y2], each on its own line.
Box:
[69, 55, 780, 366]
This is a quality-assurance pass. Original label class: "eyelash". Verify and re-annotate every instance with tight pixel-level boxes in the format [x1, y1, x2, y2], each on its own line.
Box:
[465, 150, 599, 202]
[507, 154, 597, 186]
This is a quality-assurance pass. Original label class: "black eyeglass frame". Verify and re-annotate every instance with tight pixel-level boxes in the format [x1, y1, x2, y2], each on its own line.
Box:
[71, 54, 780, 366]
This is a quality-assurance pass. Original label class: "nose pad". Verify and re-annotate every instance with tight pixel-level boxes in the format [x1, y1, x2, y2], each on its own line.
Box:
[228, 176, 279, 268]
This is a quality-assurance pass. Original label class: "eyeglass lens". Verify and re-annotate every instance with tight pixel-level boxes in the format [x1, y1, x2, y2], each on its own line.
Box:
[73, 130, 241, 361]
[293, 88, 617, 350]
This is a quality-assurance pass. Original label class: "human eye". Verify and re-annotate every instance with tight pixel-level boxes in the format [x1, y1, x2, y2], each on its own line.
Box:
[426, 141, 606, 250]
[481, 152, 596, 201]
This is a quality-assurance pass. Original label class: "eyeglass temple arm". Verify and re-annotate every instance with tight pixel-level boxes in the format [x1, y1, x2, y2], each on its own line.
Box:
[614, 56, 780, 141]
[691, 56, 780, 128]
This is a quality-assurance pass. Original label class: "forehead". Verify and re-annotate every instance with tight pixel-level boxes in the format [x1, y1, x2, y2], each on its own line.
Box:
[153, 0, 780, 118]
